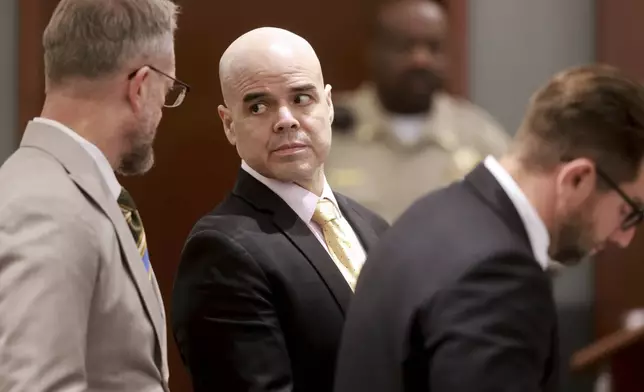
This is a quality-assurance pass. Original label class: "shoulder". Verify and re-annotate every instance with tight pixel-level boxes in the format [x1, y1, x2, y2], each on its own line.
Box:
[184, 216, 253, 260]
[0, 151, 100, 236]
[181, 195, 274, 264]
[175, 198, 278, 312]
[178, 213, 266, 292]
[439, 94, 501, 127]
[189, 193, 268, 236]
[0, 145, 69, 187]
[435, 93, 511, 155]
[386, 181, 527, 259]
[370, 196, 543, 298]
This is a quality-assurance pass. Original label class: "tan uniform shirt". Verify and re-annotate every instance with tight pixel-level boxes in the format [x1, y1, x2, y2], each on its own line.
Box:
[326, 82, 511, 223]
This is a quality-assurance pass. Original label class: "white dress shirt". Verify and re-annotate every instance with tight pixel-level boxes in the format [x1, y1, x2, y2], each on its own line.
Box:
[33, 117, 122, 200]
[483, 155, 552, 270]
[241, 160, 367, 285]
[390, 113, 427, 146]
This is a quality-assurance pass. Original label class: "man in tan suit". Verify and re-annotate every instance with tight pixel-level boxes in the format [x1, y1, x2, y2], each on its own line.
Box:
[0, 0, 188, 391]
[327, 0, 510, 222]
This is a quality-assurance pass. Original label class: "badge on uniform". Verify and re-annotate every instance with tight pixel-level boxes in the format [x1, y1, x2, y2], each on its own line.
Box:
[452, 147, 483, 178]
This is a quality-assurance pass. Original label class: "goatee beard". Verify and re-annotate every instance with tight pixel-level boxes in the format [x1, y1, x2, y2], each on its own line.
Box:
[117, 142, 154, 176]
[550, 211, 594, 266]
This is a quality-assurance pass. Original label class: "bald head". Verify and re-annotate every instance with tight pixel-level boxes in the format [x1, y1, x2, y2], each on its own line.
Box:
[219, 27, 324, 103]
[216, 27, 334, 193]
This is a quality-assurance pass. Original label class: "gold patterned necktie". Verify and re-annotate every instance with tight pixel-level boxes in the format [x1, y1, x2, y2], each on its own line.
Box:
[118, 187, 152, 280]
[312, 198, 360, 289]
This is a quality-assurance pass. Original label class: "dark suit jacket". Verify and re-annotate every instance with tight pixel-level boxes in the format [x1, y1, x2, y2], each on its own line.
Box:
[333, 163, 559, 392]
[172, 169, 389, 392]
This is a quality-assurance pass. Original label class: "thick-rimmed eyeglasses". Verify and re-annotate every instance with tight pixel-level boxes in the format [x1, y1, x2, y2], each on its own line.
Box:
[594, 166, 644, 231]
[127, 65, 191, 108]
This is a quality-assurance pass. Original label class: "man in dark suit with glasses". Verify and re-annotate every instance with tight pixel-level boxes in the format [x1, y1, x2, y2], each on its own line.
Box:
[333, 64, 644, 392]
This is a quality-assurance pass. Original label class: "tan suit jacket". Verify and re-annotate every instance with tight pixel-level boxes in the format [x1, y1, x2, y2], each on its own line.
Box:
[0, 121, 169, 391]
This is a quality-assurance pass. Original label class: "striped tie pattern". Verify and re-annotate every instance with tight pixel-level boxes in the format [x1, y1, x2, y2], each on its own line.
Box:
[118, 187, 151, 279]
[312, 198, 361, 290]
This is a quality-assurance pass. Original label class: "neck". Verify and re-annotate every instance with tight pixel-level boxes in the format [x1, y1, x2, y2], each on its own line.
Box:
[40, 92, 124, 171]
[498, 155, 557, 232]
[294, 167, 325, 196]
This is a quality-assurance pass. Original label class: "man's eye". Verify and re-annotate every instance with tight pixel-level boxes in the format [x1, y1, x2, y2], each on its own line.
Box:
[250, 103, 267, 114]
[294, 94, 312, 105]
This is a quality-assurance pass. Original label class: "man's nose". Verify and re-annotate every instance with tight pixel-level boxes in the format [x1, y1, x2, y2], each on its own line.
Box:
[274, 106, 300, 132]
[409, 46, 435, 69]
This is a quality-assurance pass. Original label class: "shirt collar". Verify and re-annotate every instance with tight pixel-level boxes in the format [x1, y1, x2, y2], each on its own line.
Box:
[483, 155, 552, 270]
[32, 117, 122, 200]
[241, 160, 339, 224]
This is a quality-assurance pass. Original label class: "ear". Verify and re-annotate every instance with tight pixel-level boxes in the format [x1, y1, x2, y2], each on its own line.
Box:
[127, 66, 151, 113]
[218, 104, 236, 145]
[556, 158, 597, 205]
[325, 84, 334, 124]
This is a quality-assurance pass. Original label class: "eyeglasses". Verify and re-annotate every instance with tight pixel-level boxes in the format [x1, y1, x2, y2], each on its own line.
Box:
[595, 166, 644, 231]
[127, 65, 191, 108]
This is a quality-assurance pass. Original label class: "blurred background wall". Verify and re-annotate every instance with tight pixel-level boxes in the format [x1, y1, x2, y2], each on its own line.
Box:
[469, 0, 595, 135]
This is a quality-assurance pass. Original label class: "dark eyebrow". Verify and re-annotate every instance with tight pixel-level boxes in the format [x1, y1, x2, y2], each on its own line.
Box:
[242, 84, 317, 103]
[242, 92, 268, 103]
[290, 84, 317, 93]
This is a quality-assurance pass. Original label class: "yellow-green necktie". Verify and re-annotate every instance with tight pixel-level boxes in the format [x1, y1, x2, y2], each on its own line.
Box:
[118, 187, 151, 280]
[312, 198, 360, 290]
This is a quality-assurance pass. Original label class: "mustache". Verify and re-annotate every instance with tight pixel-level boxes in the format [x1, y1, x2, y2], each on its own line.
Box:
[268, 132, 312, 151]
[399, 68, 443, 85]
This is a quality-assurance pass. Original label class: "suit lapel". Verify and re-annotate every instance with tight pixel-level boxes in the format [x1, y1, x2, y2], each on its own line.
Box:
[233, 169, 353, 315]
[20, 122, 166, 371]
[464, 162, 531, 249]
[94, 183, 167, 365]
[335, 193, 380, 253]
[150, 269, 169, 384]
[273, 202, 353, 314]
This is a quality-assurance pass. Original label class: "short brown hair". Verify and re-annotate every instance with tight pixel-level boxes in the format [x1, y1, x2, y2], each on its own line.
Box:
[515, 64, 644, 185]
[43, 0, 179, 87]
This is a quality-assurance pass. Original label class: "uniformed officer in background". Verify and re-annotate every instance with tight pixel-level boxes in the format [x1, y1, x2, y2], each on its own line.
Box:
[327, 0, 510, 223]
